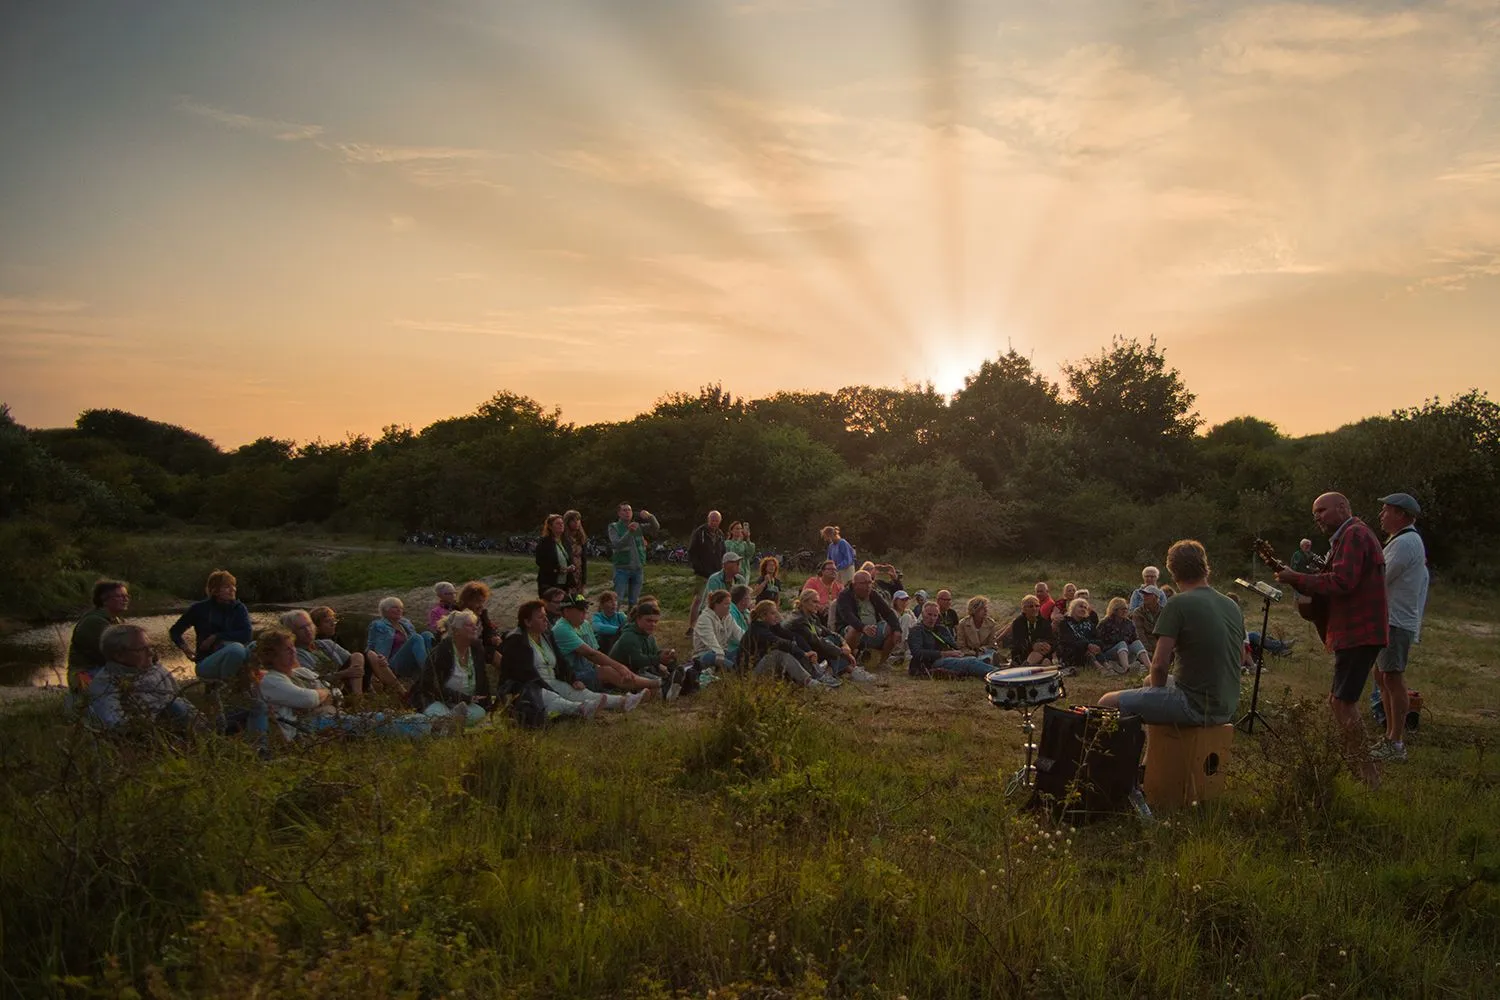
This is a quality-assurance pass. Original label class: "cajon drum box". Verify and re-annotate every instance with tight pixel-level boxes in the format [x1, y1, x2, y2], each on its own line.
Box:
[1143, 723, 1234, 811]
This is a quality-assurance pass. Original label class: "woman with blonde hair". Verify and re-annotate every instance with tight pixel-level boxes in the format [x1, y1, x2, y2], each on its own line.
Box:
[957, 595, 1008, 661]
[412, 609, 492, 726]
[1096, 596, 1152, 674]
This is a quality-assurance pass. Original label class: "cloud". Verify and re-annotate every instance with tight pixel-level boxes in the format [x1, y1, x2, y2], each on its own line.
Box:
[388, 214, 416, 234]
[176, 97, 509, 191]
[1205, 3, 1426, 81]
[0, 296, 87, 315]
[174, 97, 323, 141]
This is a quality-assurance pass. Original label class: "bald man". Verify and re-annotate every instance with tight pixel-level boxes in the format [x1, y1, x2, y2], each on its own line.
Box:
[1276, 492, 1387, 786]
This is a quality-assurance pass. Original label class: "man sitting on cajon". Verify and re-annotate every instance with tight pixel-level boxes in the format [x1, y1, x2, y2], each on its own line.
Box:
[1098, 539, 1245, 726]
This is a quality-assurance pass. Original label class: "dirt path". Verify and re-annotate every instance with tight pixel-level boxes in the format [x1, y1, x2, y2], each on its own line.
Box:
[295, 574, 537, 629]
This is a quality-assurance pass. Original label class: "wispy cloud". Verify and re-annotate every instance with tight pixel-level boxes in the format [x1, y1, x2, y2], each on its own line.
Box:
[176, 97, 508, 191]
[175, 97, 323, 141]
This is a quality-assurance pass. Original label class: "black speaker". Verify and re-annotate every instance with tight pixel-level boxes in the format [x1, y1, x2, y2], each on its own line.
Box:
[1029, 705, 1146, 823]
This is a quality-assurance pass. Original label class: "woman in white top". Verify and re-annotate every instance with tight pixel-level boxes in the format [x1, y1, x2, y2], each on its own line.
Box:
[257, 627, 429, 741]
[692, 589, 744, 675]
[500, 600, 642, 719]
[412, 610, 491, 726]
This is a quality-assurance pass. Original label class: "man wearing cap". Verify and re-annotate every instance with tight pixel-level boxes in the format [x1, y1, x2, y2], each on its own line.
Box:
[704, 551, 747, 598]
[551, 596, 663, 698]
[1275, 492, 1387, 786]
[1370, 493, 1429, 762]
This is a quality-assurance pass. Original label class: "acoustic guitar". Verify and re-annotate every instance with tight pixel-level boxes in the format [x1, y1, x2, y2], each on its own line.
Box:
[1252, 538, 1329, 644]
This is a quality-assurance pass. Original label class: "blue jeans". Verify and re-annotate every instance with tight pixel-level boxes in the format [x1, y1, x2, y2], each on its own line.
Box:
[613, 567, 644, 607]
[854, 623, 890, 650]
[1247, 632, 1287, 655]
[573, 662, 601, 692]
[389, 632, 434, 681]
[1115, 685, 1214, 725]
[197, 642, 249, 681]
[934, 655, 991, 678]
[826, 655, 852, 676]
[1101, 640, 1147, 660]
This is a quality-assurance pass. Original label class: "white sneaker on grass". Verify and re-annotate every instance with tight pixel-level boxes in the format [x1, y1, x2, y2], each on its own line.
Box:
[624, 691, 645, 713]
[848, 666, 877, 683]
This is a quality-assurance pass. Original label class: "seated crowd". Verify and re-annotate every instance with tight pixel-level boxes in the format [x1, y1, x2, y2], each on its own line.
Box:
[69, 505, 1265, 737]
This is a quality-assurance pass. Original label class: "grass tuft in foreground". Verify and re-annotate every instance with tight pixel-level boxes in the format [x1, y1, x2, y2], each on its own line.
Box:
[0, 670, 1496, 998]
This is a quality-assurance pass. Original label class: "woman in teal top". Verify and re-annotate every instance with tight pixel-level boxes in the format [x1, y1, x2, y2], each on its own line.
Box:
[727, 584, 752, 663]
[535, 514, 573, 597]
[725, 521, 756, 565]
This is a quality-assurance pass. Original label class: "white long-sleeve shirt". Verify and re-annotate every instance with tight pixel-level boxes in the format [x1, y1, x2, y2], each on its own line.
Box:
[692, 610, 744, 663]
[259, 666, 333, 741]
[1383, 529, 1429, 639]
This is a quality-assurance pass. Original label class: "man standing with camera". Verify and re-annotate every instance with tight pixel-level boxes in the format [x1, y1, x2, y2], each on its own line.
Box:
[608, 502, 659, 609]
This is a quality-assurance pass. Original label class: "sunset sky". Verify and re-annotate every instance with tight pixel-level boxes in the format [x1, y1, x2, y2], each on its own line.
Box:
[2, 0, 1498, 446]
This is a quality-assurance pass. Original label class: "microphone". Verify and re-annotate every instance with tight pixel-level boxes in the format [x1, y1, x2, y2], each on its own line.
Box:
[1234, 578, 1282, 603]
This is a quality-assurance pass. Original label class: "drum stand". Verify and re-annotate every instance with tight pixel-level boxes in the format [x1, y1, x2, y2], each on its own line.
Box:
[1003, 704, 1043, 797]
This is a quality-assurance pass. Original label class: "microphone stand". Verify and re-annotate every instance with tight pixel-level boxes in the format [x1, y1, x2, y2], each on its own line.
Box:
[1236, 588, 1275, 735]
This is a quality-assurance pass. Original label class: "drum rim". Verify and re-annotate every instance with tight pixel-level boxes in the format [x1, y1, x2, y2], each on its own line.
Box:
[986, 666, 1061, 684]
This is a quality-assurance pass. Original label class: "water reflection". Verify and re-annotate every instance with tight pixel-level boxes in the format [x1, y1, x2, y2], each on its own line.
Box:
[0, 611, 376, 688]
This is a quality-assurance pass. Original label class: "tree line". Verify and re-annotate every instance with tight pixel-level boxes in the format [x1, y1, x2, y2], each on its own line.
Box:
[4, 337, 1498, 607]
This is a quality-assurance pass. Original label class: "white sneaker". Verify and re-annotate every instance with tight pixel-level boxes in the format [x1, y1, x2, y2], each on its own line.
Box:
[848, 666, 876, 683]
[578, 697, 600, 720]
[623, 691, 645, 713]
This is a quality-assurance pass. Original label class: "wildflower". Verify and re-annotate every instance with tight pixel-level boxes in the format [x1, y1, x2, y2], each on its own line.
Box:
[1192, 884, 1202, 893]
[577, 902, 585, 912]
[1339, 950, 1347, 958]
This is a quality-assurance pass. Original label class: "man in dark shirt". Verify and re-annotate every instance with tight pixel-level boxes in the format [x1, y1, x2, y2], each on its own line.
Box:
[685, 510, 725, 631]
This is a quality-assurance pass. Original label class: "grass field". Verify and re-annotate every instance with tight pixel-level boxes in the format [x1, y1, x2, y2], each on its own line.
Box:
[1, 557, 1497, 998]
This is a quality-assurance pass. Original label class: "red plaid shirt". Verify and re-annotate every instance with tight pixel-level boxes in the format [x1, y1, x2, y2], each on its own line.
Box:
[1284, 517, 1388, 650]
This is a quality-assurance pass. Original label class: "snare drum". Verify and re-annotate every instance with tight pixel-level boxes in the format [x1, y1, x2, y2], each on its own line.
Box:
[985, 666, 1065, 710]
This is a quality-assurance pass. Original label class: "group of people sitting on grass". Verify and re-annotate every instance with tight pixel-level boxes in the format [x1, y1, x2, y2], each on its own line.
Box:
[66, 528, 1290, 738]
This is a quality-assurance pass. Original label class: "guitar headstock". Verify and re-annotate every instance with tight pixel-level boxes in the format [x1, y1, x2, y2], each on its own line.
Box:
[1252, 538, 1285, 573]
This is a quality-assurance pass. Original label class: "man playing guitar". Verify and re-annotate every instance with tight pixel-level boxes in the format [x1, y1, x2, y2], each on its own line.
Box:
[1272, 492, 1387, 787]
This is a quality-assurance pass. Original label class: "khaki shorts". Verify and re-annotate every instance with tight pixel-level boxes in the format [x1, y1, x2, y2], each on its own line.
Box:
[1376, 625, 1415, 673]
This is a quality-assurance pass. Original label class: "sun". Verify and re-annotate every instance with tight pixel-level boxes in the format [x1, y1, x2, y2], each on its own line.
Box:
[931, 352, 985, 397]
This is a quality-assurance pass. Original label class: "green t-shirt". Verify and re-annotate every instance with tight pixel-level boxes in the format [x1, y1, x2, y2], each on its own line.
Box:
[67, 609, 121, 687]
[725, 539, 756, 564]
[856, 598, 877, 627]
[1154, 585, 1245, 723]
[551, 618, 597, 673]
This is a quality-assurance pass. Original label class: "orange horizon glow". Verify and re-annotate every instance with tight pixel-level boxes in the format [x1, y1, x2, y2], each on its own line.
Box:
[2, 0, 1497, 448]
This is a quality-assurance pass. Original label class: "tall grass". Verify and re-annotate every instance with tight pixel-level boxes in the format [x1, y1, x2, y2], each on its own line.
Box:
[1, 669, 1496, 998]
